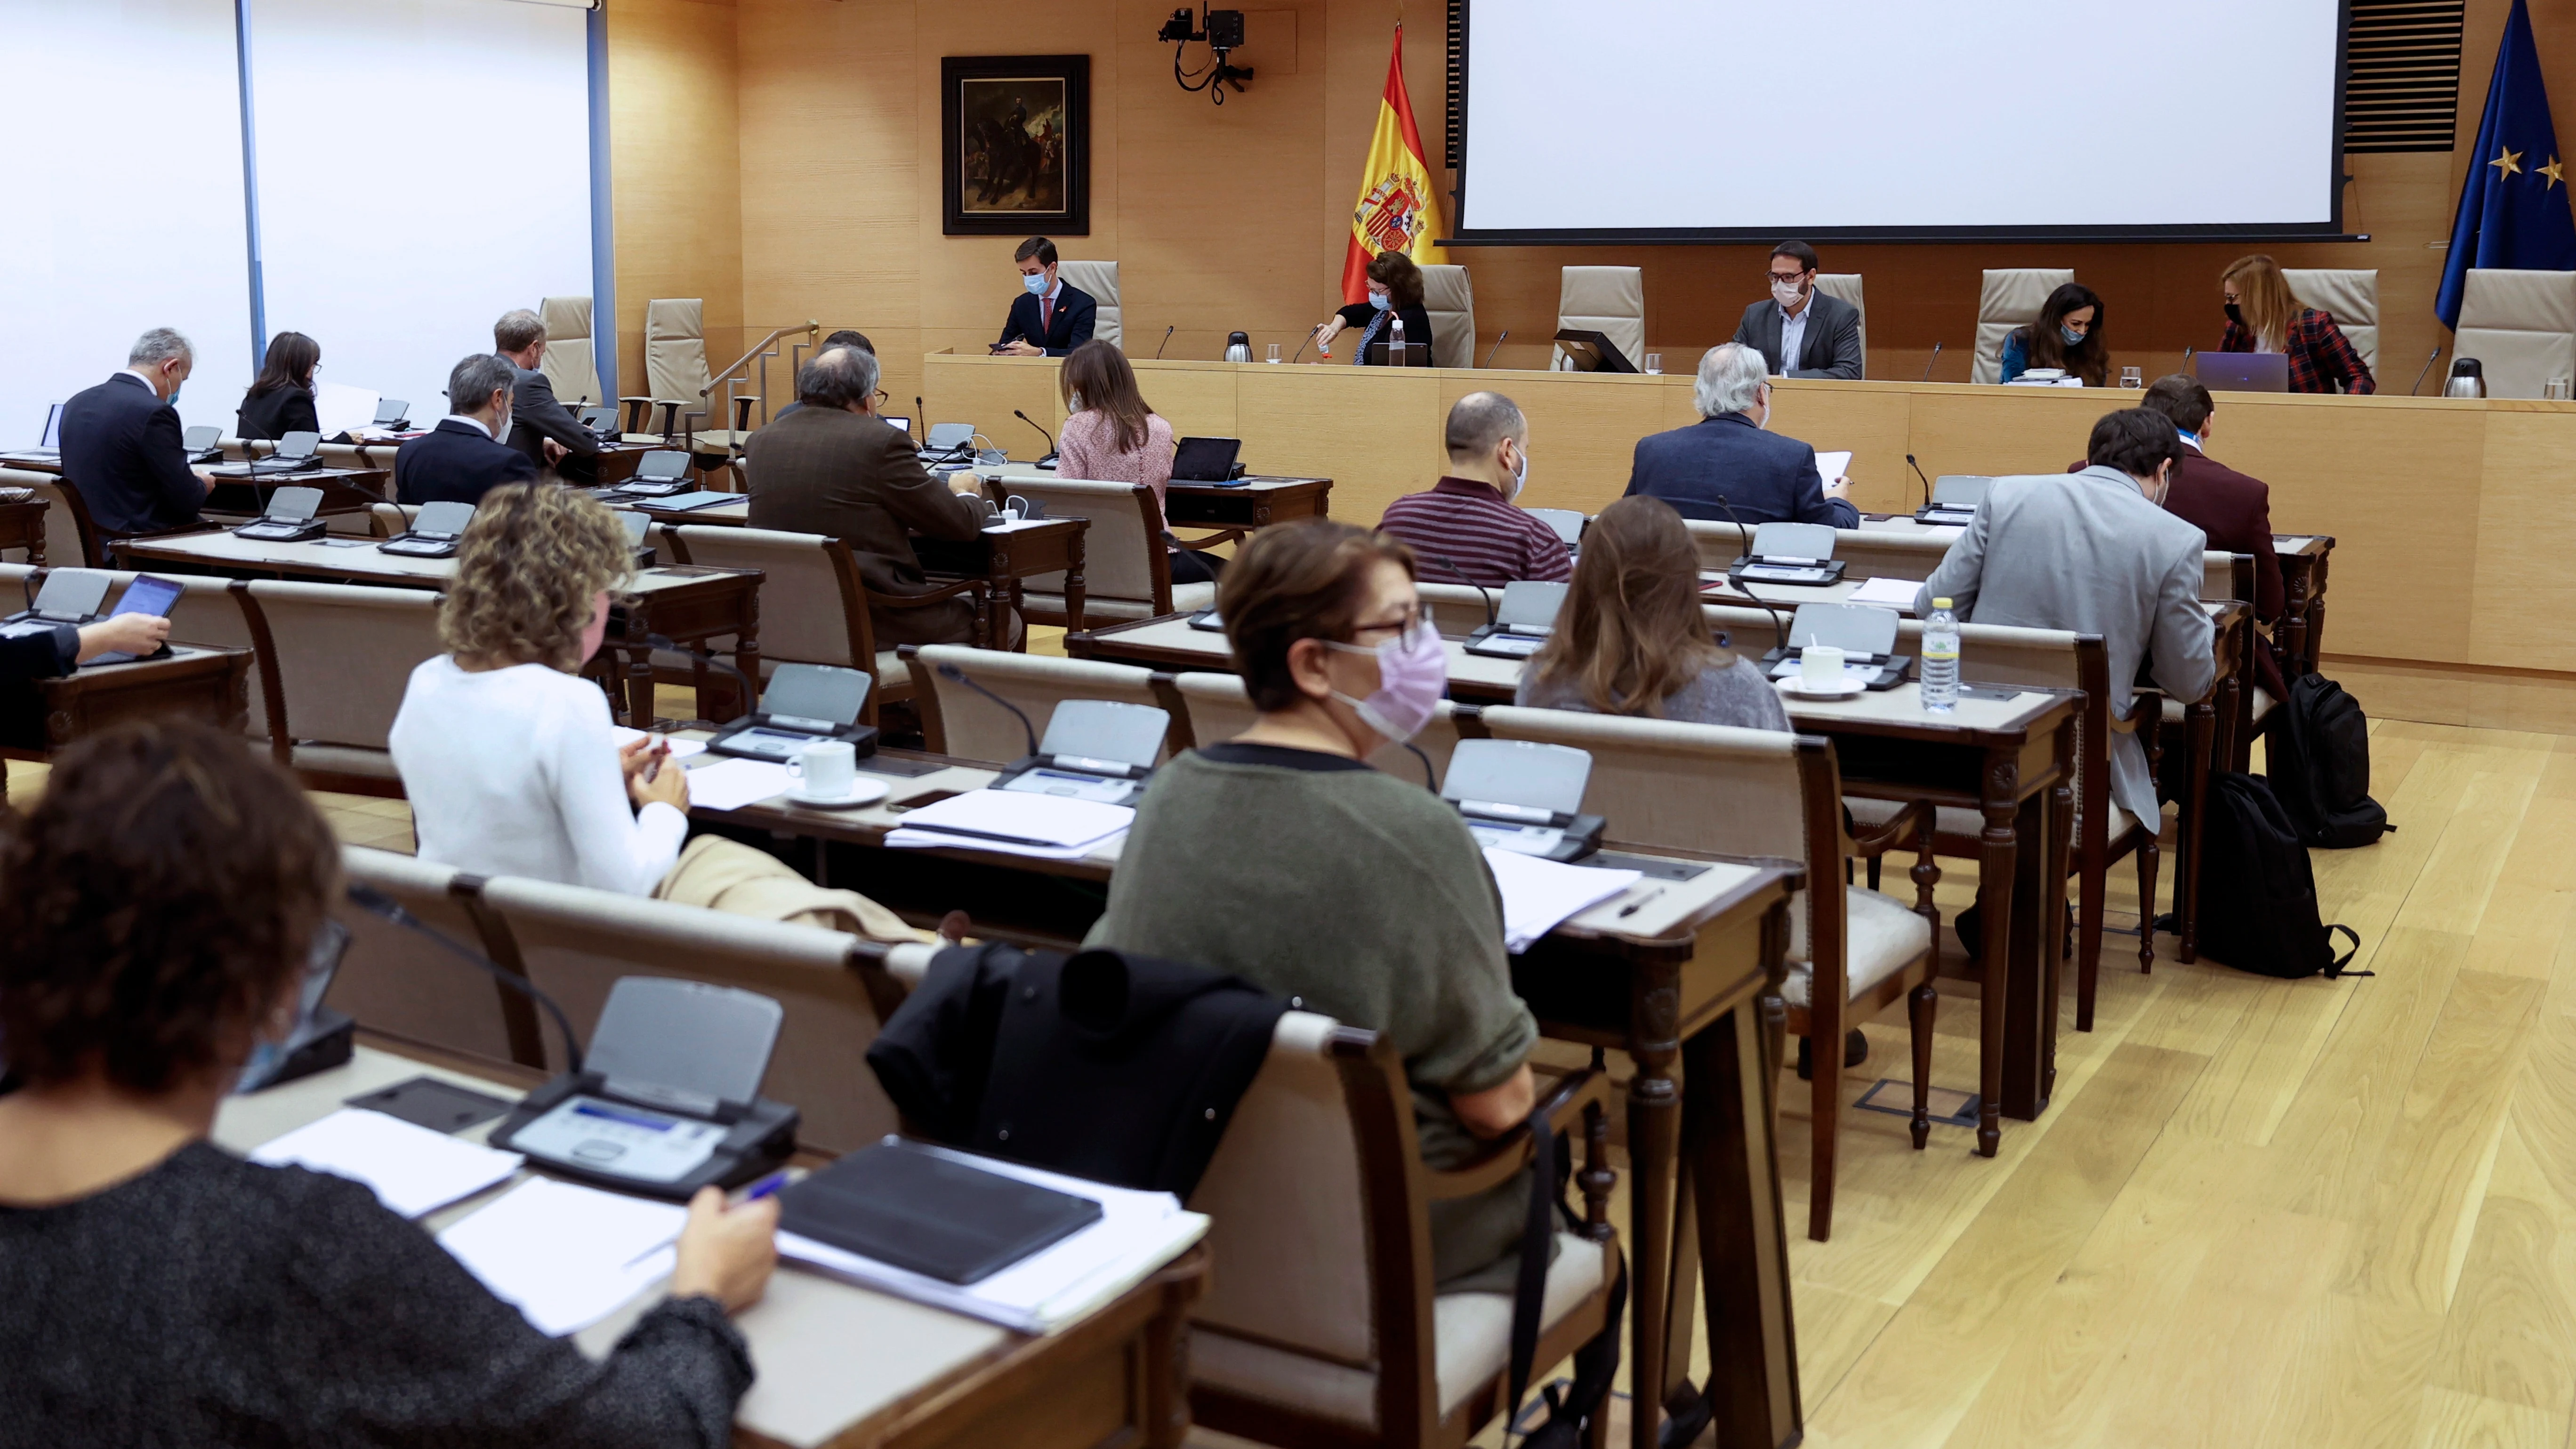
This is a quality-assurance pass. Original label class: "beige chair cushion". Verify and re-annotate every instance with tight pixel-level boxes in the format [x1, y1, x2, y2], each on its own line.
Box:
[2284, 269, 2378, 376]
[645, 298, 712, 403]
[246, 581, 444, 750]
[1191, 1232, 1609, 1428]
[1421, 264, 1477, 369]
[1811, 273, 1867, 376]
[333, 847, 515, 1063]
[1055, 261, 1121, 351]
[1974, 268, 2074, 384]
[2454, 268, 2576, 399]
[999, 478, 1171, 608]
[539, 295, 603, 407]
[1784, 887, 1932, 1007]
[1554, 266, 1645, 372]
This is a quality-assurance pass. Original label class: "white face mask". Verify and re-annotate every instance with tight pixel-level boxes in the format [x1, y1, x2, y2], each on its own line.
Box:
[1771, 277, 1806, 309]
[1068, 390, 1084, 411]
[1023, 271, 1049, 296]
[1507, 441, 1529, 500]
[493, 407, 512, 440]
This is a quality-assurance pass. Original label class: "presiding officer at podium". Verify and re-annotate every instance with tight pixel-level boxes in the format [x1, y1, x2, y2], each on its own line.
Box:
[57, 327, 217, 537]
[1624, 344, 1857, 528]
[394, 354, 540, 507]
[1731, 241, 1864, 379]
[993, 237, 1095, 357]
[1312, 251, 1435, 366]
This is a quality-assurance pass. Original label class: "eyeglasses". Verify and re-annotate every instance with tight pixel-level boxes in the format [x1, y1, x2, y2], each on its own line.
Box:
[1342, 602, 1433, 646]
[1766, 270, 1811, 284]
[873, 388, 891, 405]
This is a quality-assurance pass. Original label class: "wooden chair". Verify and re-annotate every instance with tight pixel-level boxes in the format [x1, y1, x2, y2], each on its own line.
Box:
[1168, 670, 1477, 784]
[982, 475, 1240, 627]
[853, 947, 1623, 1449]
[4, 471, 81, 567]
[903, 643, 1186, 763]
[236, 580, 446, 797]
[1477, 705, 1936, 1241]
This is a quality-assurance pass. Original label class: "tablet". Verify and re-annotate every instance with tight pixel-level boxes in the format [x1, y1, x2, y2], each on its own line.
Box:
[86, 574, 184, 664]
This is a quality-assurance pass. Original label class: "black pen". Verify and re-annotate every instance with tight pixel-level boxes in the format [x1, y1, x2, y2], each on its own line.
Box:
[1617, 888, 1664, 918]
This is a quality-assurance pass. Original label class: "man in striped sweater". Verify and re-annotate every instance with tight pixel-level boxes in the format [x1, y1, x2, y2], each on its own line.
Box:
[1376, 392, 1574, 589]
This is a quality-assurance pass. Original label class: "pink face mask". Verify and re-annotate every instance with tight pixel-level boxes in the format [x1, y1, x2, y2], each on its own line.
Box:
[1326, 620, 1447, 743]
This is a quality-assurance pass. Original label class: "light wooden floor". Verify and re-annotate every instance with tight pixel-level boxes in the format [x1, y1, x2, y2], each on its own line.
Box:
[16, 706, 2563, 1449]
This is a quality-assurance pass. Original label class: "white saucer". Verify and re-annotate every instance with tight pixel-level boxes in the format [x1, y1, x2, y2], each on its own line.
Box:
[1778, 676, 1867, 699]
[786, 778, 891, 809]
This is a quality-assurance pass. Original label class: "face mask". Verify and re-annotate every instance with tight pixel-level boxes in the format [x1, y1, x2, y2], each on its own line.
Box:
[1325, 623, 1446, 744]
[493, 408, 512, 440]
[2060, 325, 2086, 347]
[2223, 302, 2244, 325]
[1023, 272, 1048, 295]
[165, 379, 183, 406]
[1367, 290, 1391, 311]
[1508, 442, 1529, 500]
[1771, 278, 1805, 308]
[1068, 390, 1083, 411]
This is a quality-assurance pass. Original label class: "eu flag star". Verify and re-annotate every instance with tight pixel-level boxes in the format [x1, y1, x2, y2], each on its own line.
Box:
[2493, 146, 2526, 177]
[2545, 156, 2567, 189]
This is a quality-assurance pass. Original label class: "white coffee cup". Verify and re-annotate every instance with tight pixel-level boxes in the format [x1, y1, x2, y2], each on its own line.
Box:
[787, 739, 859, 799]
[1801, 645, 1846, 687]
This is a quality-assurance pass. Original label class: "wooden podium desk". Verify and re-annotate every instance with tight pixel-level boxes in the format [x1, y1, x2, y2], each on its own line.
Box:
[0, 644, 254, 795]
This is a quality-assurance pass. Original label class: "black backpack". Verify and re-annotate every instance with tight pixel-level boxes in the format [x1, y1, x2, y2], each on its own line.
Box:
[2197, 772, 2365, 980]
[2267, 673, 2393, 848]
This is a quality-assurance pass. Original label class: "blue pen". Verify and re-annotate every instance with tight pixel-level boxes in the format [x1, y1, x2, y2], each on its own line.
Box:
[739, 1170, 791, 1202]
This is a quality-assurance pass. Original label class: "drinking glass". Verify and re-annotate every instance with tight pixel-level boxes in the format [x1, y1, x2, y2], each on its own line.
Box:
[2547, 377, 2572, 401]
[2119, 366, 2143, 389]
[1643, 352, 1664, 375]
[1266, 342, 1282, 364]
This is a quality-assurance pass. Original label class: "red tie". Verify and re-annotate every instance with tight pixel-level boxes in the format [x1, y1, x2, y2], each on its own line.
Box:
[1040, 295, 1054, 335]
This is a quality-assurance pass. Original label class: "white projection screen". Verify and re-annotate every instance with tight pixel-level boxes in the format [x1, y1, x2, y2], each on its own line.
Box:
[251, 0, 596, 419]
[1457, 0, 2348, 242]
[0, 0, 258, 440]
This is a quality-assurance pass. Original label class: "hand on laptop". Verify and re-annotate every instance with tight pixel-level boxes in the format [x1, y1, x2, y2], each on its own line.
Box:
[74, 613, 169, 663]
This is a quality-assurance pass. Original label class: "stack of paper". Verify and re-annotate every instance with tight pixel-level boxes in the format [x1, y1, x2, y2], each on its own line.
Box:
[437, 1178, 688, 1336]
[1845, 575, 1922, 608]
[1483, 847, 1642, 951]
[683, 756, 796, 811]
[777, 1140, 1209, 1334]
[250, 1107, 522, 1218]
[885, 790, 1131, 860]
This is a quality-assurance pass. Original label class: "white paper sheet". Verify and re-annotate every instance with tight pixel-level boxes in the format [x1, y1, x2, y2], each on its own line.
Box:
[250, 1107, 522, 1218]
[681, 757, 795, 811]
[888, 790, 1132, 850]
[611, 728, 708, 762]
[1814, 449, 1853, 484]
[1482, 847, 1642, 952]
[311, 381, 381, 440]
[436, 1177, 687, 1336]
[1845, 575, 1923, 608]
[882, 826, 1128, 860]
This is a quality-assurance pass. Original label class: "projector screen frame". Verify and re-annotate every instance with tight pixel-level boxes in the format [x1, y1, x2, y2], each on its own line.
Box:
[1443, 0, 2356, 246]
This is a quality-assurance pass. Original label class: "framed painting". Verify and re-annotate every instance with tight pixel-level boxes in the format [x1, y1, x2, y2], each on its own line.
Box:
[942, 55, 1090, 236]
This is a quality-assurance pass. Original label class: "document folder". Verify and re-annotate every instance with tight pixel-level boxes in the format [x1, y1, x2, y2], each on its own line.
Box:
[778, 1139, 1105, 1285]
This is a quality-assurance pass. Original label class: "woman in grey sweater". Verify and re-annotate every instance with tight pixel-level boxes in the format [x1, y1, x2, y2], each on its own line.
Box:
[1517, 494, 1790, 730]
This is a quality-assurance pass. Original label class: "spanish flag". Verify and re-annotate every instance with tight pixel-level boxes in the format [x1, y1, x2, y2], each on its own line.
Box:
[1342, 24, 1447, 304]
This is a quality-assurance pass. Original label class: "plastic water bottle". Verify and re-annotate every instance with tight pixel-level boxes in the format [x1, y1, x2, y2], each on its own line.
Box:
[1921, 597, 1960, 712]
[1389, 315, 1407, 366]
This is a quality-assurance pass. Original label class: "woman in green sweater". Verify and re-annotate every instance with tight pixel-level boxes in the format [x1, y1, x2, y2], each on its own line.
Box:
[1085, 519, 1539, 1287]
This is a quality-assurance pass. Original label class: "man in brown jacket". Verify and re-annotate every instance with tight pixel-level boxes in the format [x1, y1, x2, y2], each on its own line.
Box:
[745, 346, 1001, 648]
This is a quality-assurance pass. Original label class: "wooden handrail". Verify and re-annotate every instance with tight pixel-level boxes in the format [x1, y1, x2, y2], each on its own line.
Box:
[702, 322, 818, 397]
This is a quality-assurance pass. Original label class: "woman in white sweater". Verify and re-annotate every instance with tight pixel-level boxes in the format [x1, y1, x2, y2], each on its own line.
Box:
[390, 484, 690, 894]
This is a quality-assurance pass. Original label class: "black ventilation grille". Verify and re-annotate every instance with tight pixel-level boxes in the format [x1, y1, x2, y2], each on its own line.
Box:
[2345, 0, 2464, 153]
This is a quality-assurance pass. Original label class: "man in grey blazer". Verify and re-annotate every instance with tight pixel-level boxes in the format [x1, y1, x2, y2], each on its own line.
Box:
[1731, 240, 1864, 379]
[1916, 408, 2215, 830]
[493, 308, 600, 482]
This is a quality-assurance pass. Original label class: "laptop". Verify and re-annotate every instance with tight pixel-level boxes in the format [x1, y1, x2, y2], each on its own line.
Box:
[1170, 436, 1244, 483]
[1464, 580, 1569, 660]
[2192, 351, 2290, 393]
[11, 402, 65, 459]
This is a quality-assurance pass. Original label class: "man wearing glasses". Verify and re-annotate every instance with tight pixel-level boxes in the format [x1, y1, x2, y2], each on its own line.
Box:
[1730, 241, 1865, 380]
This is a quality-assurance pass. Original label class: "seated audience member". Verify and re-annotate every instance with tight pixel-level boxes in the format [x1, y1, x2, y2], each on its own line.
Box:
[494, 308, 598, 481]
[389, 484, 691, 893]
[0, 720, 776, 1447]
[0, 612, 173, 746]
[743, 345, 1005, 648]
[1518, 496, 1789, 730]
[1999, 283, 2109, 387]
[394, 354, 541, 507]
[774, 330, 877, 419]
[2135, 374, 2286, 700]
[2219, 253, 2375, 394]
[58, 327, 216, 536]
[994, 237, 1095, 357]
[1312, 250, 1436, 366]
[1055, 340, 1223, 585]
[1377, 391, 1572, 588]
[1917, 408, 2215, 833]
[1085, 520, 1539, 1289]
[1624, 343, 1857, 528]
[1731, 240, 1864, 379]
[235, 330, 322, 440]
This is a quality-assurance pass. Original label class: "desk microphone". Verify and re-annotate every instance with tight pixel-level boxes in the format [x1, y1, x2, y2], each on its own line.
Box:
[1155, 326, 1175, 361]
[1711, 493, 1792, 648]
[1906, 452, 1933, 512]
[2409, 346, 2444, 396]
[1481, 330, 1510, 369]
[1432, 554, 1496, 626]
[2182, 346, 2196, 365]
[935, 661, 1039, 757]
[1918, 342, 1943, 383]
[1290, 328, 1318, 365]
[345, 882, 587, 1073]
[1013, 409, 1058, 465]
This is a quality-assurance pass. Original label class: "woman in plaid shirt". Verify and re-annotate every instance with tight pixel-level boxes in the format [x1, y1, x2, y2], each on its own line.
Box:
[2219, 254, 2376, 394]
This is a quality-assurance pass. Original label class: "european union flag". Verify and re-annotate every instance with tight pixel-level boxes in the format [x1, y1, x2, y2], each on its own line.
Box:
[2436, 0, 2576, 327]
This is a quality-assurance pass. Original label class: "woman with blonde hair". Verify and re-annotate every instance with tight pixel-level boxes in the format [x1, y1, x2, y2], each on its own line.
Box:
[389, 483, 691, 894]
[1517, 495, 1788, 729]
[2219, 253, 2375, 394]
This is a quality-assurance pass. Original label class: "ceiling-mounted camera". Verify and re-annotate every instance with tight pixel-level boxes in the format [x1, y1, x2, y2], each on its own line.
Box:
[1158, 5, 1253, 106]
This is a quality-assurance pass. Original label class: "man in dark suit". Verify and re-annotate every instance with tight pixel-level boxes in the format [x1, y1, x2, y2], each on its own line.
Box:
[2137, 374, 2287, 701]
[745, 346, 1006, 647]
[1731, 241, 1864, 380]
[993, 236, 1095, 358]
[394, 355, 539, 507]
[492, 308, 597, 483]
[1624, 343, 1858, 529]
[57, 328, 217, 537]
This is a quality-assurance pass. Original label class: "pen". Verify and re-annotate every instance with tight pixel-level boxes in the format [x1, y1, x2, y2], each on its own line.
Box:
[739, 1170, 791, 1202]
[1617, 888, 1665, 918]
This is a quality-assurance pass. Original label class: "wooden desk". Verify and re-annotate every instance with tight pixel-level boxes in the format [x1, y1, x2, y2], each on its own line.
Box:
[210, 1039, 1208, 1449]
[0, 494, 47, 567]
[202, 468, 387, 518]
[911, 517, 1088, 643]
[690, 750, 1806, 1449]
[0, 644, 254, 794]
[1166, 476, 1332, 529]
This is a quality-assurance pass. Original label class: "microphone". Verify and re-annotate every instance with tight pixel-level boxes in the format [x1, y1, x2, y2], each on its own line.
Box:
[345, 882, 587, 1074]
[936, 660, 1039, 758]
[2410, 346, 2443, 396]
[1906, 452, 1933, 512]
[1432, 553, 1496, 626]
[2182, 346, 2196, 364]
[1918, 342, 1943, 383]
[1481, 330, 1510, 369]
[1291, 328, 1318, 365]
[1155, 326, 1175, 361]
[1710, 493, 1792, 651]
[1013, 409, 1057, 465]
[645, 633, 759, 720]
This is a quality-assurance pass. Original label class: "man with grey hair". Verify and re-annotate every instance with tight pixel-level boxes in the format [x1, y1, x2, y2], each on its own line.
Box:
[1623, 342, 1856, 529]
[745, 346, 1006, 648]
[1376, 391, 1571, 587]
[58, 327, 218, 536]
[394, 353, 539, 506]
[492, 308, 600, 482]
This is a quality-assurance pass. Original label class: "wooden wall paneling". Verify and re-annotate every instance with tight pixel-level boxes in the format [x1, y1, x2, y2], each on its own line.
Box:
[1123, 361, 1240, 445]
[922, 352, 1063, 460]
[2465, 407, 2576, 669]
[1763, 380, 1916, 517]
[1234, 363, 1441, 522]
[1904, 385, 2105, 479]
[606, 0, 744, 401]
[1453, 370, 1671, 515]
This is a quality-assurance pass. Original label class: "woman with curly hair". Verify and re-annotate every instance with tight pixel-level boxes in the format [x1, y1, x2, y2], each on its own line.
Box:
[389, 483, 690, 894]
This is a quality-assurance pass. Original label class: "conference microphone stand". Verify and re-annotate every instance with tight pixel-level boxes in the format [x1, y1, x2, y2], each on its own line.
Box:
[1918, 342, 1943, 383]
[1013, 409, 1058, 466]
[1481, 330, 1510, 369]
[345, 883, 588, 1073]
[1155, 325, 1175, 360]
[1906, 452, 1934, 513]
[2410, 346, 2444, 396]
[934, 660, 1039, 757]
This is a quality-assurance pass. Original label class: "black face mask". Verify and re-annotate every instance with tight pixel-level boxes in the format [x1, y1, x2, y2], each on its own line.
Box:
[2223, 302, 2244, 325]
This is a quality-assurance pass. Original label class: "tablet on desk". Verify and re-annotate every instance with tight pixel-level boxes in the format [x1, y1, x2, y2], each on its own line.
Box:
[86, 574, 184, 665]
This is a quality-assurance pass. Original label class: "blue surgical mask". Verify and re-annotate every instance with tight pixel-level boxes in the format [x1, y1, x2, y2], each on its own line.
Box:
[165, 381, 182, 406]
[2060, 324, 2086, 347]
[1368, 290, 1391, 311]
[1024, 272, 1048, 296]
